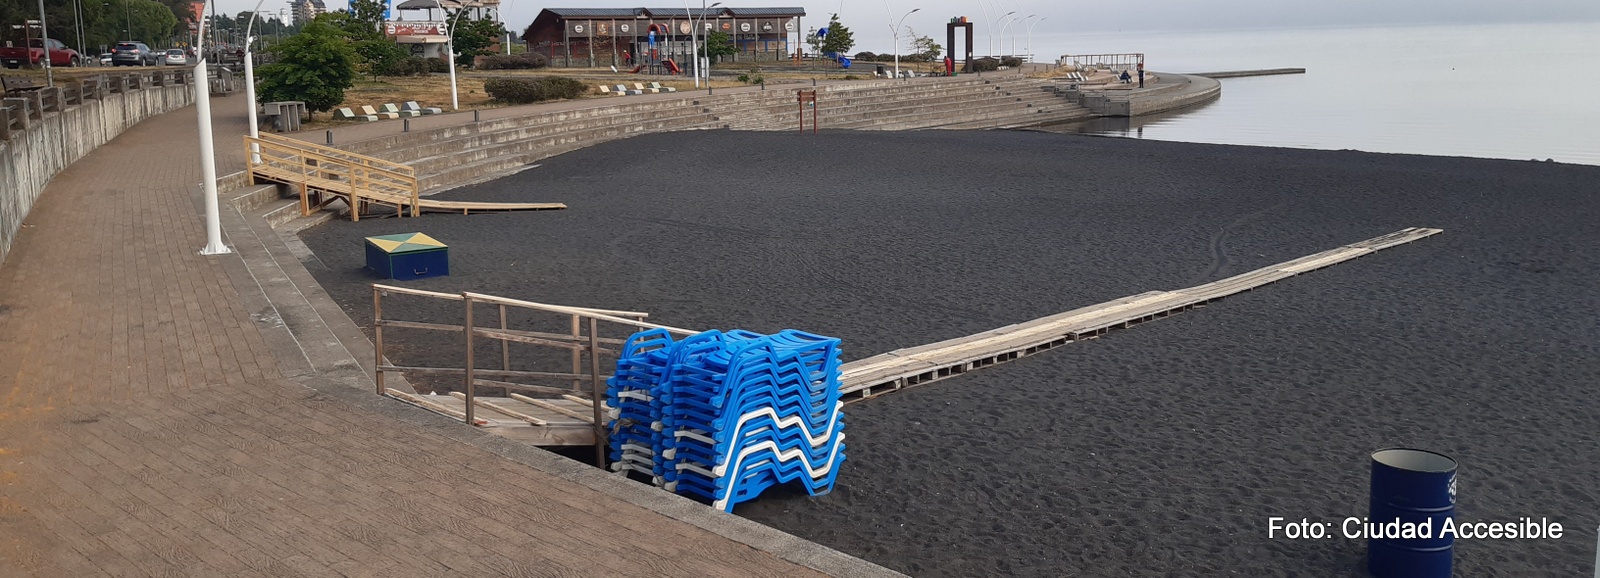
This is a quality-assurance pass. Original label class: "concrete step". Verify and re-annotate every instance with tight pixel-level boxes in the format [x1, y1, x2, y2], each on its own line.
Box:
[418, 121, 718, 192]
[405, 107, 715, 174]
[339, 96, 710, 158]
[723, 85, 1058, 130]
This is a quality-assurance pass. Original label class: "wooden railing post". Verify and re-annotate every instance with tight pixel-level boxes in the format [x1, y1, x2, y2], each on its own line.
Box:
[570, 314, 582, 391]
[588, 316, 605, 467]
[463, 295, 476, 425]
[499, 304, 510, 372]
[374, 286, 385, 395]
[0, 106, 11, 141]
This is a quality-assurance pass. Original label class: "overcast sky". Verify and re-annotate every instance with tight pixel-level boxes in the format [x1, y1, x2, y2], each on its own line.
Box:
[224, 0, 1600, 52]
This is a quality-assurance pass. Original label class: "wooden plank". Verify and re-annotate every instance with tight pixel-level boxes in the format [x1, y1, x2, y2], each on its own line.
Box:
[378, 365, 609, 383]
[509, 393, 596, 423]
[838, 227, 1443, 402]
[474, 377, 591, 398]
[384, 388, 488, 425]
[448, 391, 549, 425]
[482, 423, 596, 446]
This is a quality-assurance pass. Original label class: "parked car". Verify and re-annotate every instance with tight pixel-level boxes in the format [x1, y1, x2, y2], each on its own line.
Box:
[109, 41, 158, 66]
[163, 49, 187, 66]
[0, 37, 84, 68]
[98, 53, 112, 66]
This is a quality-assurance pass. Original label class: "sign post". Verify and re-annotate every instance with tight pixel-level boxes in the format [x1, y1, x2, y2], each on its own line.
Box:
[796, 89, 817, 134]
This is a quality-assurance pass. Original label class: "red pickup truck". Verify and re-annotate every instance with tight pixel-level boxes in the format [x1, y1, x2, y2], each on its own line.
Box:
[1, 38, 84, 69]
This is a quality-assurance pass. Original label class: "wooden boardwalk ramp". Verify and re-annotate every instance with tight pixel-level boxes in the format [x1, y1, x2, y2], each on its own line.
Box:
[838, 227, 1443, 403]
[244, 133, 566, 221]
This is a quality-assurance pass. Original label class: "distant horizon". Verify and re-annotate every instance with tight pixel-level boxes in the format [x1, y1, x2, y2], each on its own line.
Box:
[214, 0, 1600, 56]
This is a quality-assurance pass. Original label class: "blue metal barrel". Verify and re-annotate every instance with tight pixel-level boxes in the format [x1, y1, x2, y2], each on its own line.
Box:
[1368, 448, 1457, 578]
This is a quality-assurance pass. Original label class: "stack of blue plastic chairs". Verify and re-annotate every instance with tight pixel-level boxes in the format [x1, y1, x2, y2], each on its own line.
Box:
[606, 328, 845, 512]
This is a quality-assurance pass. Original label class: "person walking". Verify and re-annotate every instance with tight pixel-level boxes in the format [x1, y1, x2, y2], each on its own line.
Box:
[1137, 61, 1145, 87]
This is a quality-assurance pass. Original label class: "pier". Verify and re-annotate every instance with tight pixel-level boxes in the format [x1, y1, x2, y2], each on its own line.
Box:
[837, 227, 1441, 402]
[1189, 68, 1308, 78]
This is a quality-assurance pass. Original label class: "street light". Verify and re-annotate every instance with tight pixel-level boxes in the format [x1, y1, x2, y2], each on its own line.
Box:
[192, 11, 229, 255]
[973, 0, 992, 58]
[435, 0, 472, 110]
[997, 11, 1021, 57]
[243, 0, 266, 165]
[687, 1, 722, 90]
[883, 3, 919, 80]
[1011, 14, 1035, 62]
[995, 11, 1016, 57]
[1025, 16, 1045, 63]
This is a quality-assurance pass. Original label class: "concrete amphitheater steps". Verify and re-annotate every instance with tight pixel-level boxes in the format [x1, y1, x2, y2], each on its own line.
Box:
[742, 79, 1067, 131]
[704, 78, 1017, 129]
[416, 112, 719, 192]
[719, 78, 1060, 131]
[338, 97, 715, 163]
[402, 106, 717, 176]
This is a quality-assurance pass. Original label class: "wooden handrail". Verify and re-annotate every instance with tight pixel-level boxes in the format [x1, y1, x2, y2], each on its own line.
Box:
[460, 292, 687, 332]
[371, 284, 654, 319]
[257, 132, 415, 174]
[245, 135, 420, 218]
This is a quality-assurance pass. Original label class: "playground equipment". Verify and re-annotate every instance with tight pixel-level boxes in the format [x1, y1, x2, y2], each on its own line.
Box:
[608, 329, 846, 512]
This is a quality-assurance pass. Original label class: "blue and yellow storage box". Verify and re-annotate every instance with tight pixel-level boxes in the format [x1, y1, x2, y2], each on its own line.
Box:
[365, 233, 449, 280]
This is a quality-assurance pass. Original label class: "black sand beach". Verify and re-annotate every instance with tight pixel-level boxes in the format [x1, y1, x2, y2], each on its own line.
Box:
[299, 130, 1599, 576]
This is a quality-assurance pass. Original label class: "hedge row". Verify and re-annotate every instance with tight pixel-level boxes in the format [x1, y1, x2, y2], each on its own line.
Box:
[482, 76, 587, 104]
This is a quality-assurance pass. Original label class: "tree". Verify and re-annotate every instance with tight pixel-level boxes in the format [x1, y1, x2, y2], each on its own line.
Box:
[346, 0, 387, 31]
[450, 16, 503, 67]
[908, 28, 941, 62]
[256, 21, 356, 115]
[314, 11, 408, 78]
[702, 29, 735, 59]
[819, 13, 854, 57]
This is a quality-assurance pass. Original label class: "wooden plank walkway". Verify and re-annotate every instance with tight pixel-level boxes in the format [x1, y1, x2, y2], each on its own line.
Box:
[385, 389, 600, 446]
[837, 227, 1443, 402]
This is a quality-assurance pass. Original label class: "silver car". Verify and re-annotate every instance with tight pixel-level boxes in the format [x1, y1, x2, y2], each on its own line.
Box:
[163, 49, 187, 66]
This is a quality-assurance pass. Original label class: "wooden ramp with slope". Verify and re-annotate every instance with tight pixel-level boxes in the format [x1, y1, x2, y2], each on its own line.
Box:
[836, 227, 1444, 403]
[244, 133, 566, 221]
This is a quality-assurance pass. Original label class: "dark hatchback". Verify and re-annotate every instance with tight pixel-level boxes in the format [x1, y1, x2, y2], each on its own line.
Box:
[110, 42, 157, 66]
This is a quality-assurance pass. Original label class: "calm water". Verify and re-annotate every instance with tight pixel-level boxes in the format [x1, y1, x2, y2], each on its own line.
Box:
[1027, 22, 1600, 165]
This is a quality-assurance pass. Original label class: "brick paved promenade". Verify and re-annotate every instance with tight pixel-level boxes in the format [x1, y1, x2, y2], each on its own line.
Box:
[0, 95, 836, 576]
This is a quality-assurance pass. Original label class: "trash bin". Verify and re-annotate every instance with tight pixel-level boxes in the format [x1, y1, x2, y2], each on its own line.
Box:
[1368, 448, 1456, 578]
[875, 65, 886, 77]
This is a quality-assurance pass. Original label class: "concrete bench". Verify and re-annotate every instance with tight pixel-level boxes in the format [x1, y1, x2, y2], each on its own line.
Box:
[335, 107, 378, 122]
[402, 101, 441, 115]
[262, 101, 305, 132]
[2, 76, 40, 97]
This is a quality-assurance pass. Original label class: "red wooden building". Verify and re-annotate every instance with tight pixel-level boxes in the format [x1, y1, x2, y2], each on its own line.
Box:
[522, 7, 805, 67]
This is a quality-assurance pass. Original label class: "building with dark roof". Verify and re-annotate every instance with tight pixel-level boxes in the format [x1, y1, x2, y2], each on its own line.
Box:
[522, 7, 807, 67]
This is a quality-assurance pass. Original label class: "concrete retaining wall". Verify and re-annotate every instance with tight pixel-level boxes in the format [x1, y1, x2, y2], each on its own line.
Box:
[0, 81, 194, 265]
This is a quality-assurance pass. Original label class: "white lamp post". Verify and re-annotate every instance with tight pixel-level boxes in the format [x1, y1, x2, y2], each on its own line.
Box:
[243, 0, 265, 165]
[193, 13, 229, 255]
[883, 3, 919, 80]
[973, 0, 992, 58]
[1011, 14, 1034, 60]
[435, 0, 469, 110]
[698, 1, 721, 89]
[682, 1, 699, 88]
[996, 12, 1019, 58]
[682, 1, 721, 90]
[1024, 16, 1044, 63]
